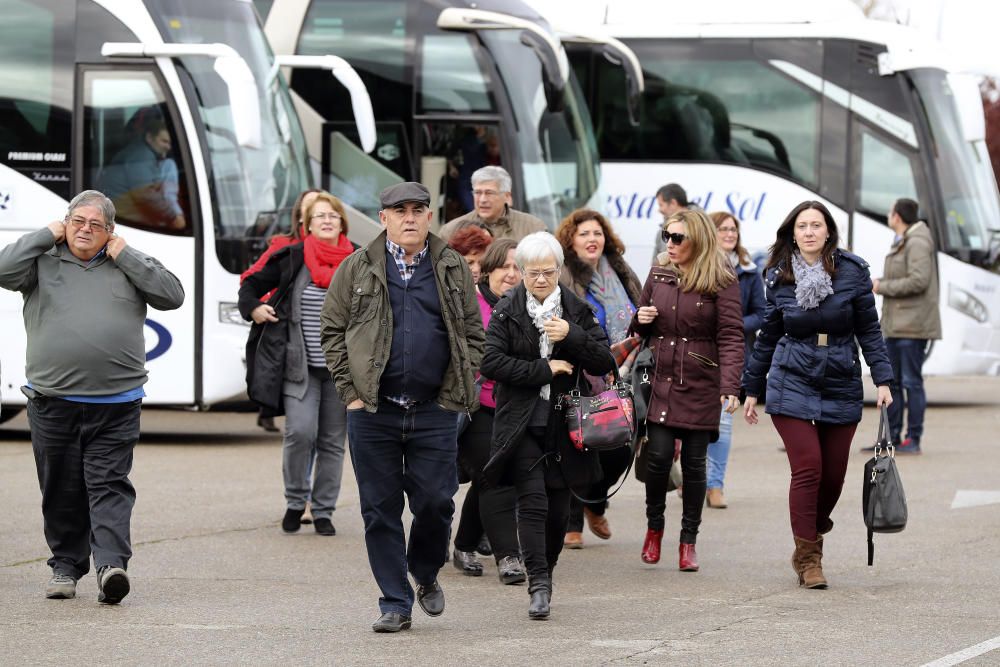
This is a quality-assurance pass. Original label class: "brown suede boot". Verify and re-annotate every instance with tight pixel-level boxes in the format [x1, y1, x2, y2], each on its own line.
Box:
[792, 536, 828, 589]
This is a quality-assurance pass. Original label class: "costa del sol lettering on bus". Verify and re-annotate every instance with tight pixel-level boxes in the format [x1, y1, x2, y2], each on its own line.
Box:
[606, 190, 769, 221]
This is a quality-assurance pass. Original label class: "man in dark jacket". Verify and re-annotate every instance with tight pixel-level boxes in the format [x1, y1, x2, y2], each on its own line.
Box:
[320, 182, 484, 633]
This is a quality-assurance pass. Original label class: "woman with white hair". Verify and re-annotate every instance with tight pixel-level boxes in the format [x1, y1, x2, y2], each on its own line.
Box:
[482, 232, 615, 620]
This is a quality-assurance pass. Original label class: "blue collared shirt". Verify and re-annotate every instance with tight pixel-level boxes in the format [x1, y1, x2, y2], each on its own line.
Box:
[385, 238, 429, 284]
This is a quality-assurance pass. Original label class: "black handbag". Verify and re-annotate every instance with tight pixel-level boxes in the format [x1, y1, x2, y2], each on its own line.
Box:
[862, 406, 909, 566]
[558, 364, 636, 453]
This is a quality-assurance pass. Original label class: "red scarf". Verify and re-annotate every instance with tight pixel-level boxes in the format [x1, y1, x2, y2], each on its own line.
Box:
[303, 233, 353, 288]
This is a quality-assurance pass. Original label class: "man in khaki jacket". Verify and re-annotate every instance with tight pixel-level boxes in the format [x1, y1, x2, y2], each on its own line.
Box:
[438, 166, 546, 242]
[872, 198, 941, 455]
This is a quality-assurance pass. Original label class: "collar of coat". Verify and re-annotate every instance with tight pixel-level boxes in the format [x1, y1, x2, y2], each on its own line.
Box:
[359, 229, 463, 275]
[892, 220, 929, 253]
[561, 251, 642, 304]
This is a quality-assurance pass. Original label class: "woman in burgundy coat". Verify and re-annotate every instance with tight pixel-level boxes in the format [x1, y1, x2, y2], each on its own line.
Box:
[630, 209, 744, 571]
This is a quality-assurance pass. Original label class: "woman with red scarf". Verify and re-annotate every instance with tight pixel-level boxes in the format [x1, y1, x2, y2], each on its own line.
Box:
[239, 192, 358, 536]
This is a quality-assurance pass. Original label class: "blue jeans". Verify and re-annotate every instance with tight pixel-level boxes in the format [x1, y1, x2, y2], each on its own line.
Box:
[347, 401, 459, 616]
[707, 408, 733, 489]
[885, 338, 928, 445]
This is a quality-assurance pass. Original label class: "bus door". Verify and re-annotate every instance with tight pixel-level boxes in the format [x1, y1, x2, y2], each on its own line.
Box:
[76, 64, 198, 404]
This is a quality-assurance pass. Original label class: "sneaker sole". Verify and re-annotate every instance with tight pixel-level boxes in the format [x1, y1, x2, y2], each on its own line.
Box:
[99, 572, 130, 604]
[45, 589, 76, 600]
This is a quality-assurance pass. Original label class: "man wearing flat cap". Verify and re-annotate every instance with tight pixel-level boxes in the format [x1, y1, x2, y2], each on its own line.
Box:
[321, 182, 484, 633]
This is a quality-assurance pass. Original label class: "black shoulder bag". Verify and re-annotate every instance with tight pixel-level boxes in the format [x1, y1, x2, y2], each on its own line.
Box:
[862, 406, 909, 566]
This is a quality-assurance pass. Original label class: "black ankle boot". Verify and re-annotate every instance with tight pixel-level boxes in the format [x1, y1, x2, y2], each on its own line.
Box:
[528, 576, 551, 620]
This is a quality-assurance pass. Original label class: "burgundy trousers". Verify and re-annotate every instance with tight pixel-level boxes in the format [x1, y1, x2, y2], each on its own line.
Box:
[771, 415, 858, 541]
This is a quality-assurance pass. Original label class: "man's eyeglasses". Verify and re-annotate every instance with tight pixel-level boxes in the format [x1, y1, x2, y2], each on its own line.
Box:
[67, 217, 110, 232]
[472, 189, 500, 199]
[311, 212, 342, 221]
[525, 267, 559, 281]
[661, 231, 687, 245]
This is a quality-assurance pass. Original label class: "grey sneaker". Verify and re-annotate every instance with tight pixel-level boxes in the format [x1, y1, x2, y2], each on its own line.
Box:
[97, 566, 130, 604]
[45, 573, 77, 599]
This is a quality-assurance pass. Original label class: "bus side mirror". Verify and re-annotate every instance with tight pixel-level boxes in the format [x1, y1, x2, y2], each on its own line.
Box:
[947, 73, 986, 143]
[600, 44, 644, 126]
[519, 30, 566, 113]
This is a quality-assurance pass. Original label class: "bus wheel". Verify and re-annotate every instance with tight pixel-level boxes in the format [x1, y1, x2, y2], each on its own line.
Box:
[0, 407, 23, 424]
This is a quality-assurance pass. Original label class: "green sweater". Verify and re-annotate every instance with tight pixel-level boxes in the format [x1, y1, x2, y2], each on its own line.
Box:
[0, 228, 185, 397]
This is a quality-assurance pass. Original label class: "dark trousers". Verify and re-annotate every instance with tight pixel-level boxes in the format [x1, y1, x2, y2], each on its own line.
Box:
[771, 414, 858, 541]
[27, 396, 141, 579]
[644, 423, 710, 543]
[508, 427, 570, 580]
[886, 337, 928, 444]
[454, 410, 520, 560]
[566, 446, 632, 531]
[347, 401, 458, 615]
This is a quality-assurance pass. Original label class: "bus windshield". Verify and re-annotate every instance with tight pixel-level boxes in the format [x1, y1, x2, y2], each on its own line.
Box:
[479, 30, 600, 223]
[911, 69, 1000, 269]
[147, 0, 312, 271]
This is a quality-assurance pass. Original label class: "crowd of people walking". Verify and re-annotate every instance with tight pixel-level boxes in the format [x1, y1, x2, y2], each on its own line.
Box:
[8, 168, 931, 631]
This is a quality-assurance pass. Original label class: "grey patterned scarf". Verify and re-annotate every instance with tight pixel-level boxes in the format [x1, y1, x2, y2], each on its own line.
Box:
[588, 256, 635, 345]
[790, 251, 833, 310]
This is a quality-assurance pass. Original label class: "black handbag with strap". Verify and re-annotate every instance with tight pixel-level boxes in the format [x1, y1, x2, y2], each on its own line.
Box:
[862, 406, 909, 566]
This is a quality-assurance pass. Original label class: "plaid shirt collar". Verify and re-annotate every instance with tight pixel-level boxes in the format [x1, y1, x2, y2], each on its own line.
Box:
[385, 238, 429, 283]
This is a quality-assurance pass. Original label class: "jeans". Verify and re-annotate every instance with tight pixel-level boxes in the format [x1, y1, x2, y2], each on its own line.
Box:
[282, 370, 347, 519]
[347, 401, 459, 616]
[644, 423, 709, 543]
[27, 396, 141, 578]
[706, 408, 733, 489]
[509, 426, 570, 580]
[771, 415, 858, 540]
[885, 337, 928, 445]
[454, 410, 519, 559]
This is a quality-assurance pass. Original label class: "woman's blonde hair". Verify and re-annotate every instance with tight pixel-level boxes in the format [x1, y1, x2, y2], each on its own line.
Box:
[659, 209, 735, 294]
[304, 192, 349, 236]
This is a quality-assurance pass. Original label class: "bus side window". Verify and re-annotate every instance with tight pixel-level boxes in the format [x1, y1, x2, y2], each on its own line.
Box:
[82, 70, 193, 236]
[857, 130, 919, 222]
[0, 0, 73, 202]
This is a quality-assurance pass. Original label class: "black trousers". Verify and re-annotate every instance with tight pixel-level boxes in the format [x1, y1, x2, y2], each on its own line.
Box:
[507, 426, 570, 580]
[454, 410, 520, 559]
[27, 396, 141, 578]
[644, 423, 710, 543]
[566, 446, 633, 531]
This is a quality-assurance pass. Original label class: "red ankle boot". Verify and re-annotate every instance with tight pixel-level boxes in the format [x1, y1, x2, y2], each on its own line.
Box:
[641, 529, 664, 564]
[679, 543, 699, 571]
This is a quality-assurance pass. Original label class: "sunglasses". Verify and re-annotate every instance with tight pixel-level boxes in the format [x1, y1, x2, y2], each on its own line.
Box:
[661, 231, 687, 245]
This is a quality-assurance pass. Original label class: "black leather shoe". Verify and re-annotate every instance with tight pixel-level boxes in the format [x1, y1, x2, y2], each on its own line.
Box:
[497, 556, 527, 585]
[314, 517, 336, 536]
[476, 534, 493, 556]
[527, 576, 551, 620]
[452, 549, 483, 576]
[282, 508, 304, 533]
[415, 580, 445, 617]
[372, 612, 411, 633]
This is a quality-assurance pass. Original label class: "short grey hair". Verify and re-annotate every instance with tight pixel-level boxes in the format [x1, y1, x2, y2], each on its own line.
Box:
[471, 166, 512, 194]
[67, 190, 115, 228]
[515, 232, 563, 270]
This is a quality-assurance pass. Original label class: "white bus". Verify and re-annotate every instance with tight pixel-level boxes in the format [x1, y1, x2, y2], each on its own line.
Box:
[259, 0, 608, 228]
[560, 0, 1000, 375]
[0, 0, 371, 421]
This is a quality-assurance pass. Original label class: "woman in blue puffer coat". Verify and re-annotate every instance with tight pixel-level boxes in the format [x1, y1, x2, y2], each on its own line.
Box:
[742, 201, 893, 590]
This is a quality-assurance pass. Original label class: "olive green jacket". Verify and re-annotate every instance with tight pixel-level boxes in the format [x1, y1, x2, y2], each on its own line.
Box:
[320, 230, 485, 412]
[878, 221, 942, 340]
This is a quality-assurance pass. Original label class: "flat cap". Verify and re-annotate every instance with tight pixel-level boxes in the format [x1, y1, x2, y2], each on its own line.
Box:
[380, 182, 431, 209]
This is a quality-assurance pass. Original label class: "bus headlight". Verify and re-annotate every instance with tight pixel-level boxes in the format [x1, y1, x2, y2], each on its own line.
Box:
[947, 284, 989, 323]
[219, 302, 251, 326]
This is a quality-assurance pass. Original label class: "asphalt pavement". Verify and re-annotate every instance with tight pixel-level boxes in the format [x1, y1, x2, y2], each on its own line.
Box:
[2, 376, 999, 666]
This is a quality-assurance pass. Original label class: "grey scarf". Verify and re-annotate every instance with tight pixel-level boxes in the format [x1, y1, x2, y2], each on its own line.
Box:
[790, 251, 833, 310]
[588, 256, 635, 345]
